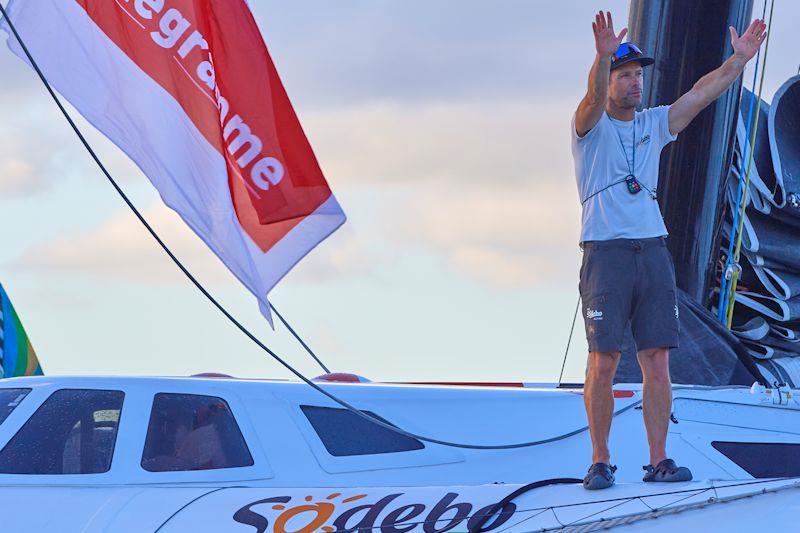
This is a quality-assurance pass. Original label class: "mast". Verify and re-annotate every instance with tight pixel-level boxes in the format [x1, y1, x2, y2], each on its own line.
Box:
[627, 0, 754, 307]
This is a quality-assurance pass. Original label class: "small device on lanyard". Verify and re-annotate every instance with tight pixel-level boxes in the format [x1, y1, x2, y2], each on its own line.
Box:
[625, 175, 642, 194]
[619, 119, 657, 200]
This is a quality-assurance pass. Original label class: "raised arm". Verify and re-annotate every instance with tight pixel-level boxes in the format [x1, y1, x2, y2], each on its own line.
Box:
[668, 19, 767, 136]
[575, 11, 628, 137]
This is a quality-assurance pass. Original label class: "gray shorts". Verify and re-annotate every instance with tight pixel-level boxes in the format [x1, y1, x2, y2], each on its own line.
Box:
[579, 237, 680, 353]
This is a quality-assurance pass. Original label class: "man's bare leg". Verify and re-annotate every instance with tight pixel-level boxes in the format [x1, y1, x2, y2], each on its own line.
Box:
[585, 351, 621, 464]
[637, 347, 671, 466]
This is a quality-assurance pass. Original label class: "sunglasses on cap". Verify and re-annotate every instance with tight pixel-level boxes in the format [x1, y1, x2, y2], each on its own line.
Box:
[614, 43, 644, 62]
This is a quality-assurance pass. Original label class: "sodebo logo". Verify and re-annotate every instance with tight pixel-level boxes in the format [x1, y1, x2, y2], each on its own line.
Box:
[586, 308, 603, 320]
[233, 491, 518, 533]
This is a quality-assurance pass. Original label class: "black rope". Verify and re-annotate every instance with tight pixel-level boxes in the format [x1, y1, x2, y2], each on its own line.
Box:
[636, 496, 655, 512]
[468, 478, 581, 533]
[0, 2, 647, 450]
[580, 177, 628, 204]
[154, 487, 227, 532]
[558, 294, 581, 384]
[269, 303, 330, 373]
[549, 507, 565, 528]
[580, 177, 657, 205]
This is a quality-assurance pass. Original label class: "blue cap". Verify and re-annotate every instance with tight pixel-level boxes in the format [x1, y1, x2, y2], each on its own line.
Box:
[611, 42, 655, 70]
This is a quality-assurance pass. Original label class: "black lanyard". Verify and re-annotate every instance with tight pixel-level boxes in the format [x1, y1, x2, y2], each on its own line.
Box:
[614, 118, 644, 195]
[614, 116, 656, 199]
[614, 117, 636, 178]
[579, 115, 658, 205]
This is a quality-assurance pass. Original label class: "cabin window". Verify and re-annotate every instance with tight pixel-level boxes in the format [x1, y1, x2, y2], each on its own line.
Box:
[0, 389, 31, 425]
[300, 406, 425, 457]
[712, 441, 800, 478]
[141, 393, 253, 472]
[0, 389, 124, 474]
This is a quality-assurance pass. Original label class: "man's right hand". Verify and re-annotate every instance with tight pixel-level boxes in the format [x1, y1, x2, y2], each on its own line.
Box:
[576, 11, 625, 138]
[593, 11, 628, 59]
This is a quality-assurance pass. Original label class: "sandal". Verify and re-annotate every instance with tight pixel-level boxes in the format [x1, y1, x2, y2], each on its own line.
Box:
[583, 462, 617, 490]
[643, 458, 693, 482]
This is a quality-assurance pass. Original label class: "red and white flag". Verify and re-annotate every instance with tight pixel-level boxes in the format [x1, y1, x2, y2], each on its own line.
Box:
[2, 0, 346, 324]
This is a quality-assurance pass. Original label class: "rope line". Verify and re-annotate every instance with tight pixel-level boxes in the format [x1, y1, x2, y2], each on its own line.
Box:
[718, 0, 770, 326]
[0, 1, 645, 450]
[556, 479, 800, 532]
[565, 498, 632, 528]
[722, 0, 775, 329]
[269, 303, 330, 374]
[495, 508, 550, 533]
[558, 293, 581, 385]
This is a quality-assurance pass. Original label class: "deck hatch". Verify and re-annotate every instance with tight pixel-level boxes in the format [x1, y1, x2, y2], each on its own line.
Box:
[300, 405, 425, 457]
[712, 441, 800, 478]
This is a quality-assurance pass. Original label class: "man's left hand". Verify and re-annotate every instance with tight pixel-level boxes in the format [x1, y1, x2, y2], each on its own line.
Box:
[730, 19, 767, 62]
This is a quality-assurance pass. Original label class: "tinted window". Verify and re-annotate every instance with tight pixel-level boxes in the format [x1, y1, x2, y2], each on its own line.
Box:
[0, 389, 30, 425]
[712, 441, 800, 478]
[0, 389, 124, 474]
[301, 406, 425, 457]
[141, 393, 253, 472]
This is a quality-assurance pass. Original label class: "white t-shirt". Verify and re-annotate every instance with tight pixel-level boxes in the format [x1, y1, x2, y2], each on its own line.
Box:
[571, 106, 678, 243]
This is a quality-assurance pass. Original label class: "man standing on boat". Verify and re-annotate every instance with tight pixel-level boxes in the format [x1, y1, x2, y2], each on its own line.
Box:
[571, 11, 767, 490]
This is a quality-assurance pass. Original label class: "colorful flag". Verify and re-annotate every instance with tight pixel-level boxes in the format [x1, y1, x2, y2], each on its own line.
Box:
[1, 0, 346, 324]
[0, 285, 43, 378]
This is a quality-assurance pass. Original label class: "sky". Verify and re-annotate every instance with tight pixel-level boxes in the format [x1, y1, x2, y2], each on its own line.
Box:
[0, 1, 798, 384]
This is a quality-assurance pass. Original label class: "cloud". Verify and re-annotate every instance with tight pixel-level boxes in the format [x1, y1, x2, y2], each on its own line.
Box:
[0, 46, 159, 200]
[0, 100, 144, 199]
[0, 157, 41, 196]
[4, 25, 591, 290]
[305, 99, 577, 187]
[449, 246, 561, 286]
[13, 199, 391, 285]
[388, 180, 583, 286]
[284, 223, 395, 283]
[0, 116, 62, 197]
[6, 90, 587, 292]
[11, 96, 585, 288]
[254, 0, 630, 109]
[14, 204, 225, 284]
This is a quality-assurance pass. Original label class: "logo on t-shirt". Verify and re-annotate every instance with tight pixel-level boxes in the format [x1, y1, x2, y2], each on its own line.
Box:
[638, 134, 651, 146]
[586, 308, 604, 320]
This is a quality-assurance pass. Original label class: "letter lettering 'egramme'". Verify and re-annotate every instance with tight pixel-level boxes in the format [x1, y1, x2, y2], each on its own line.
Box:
[224, 115, 263, 168]
[133, 0, 164, 20]
[177, 30, 209, 59]
[151, 8, 191, 49]
[216, 93, 231, 125]
[251, 157, 285, 191]
[197, 61, 216, 91]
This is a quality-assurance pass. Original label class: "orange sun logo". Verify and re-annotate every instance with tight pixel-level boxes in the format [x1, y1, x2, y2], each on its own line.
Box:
[272, 492, 368, 533]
